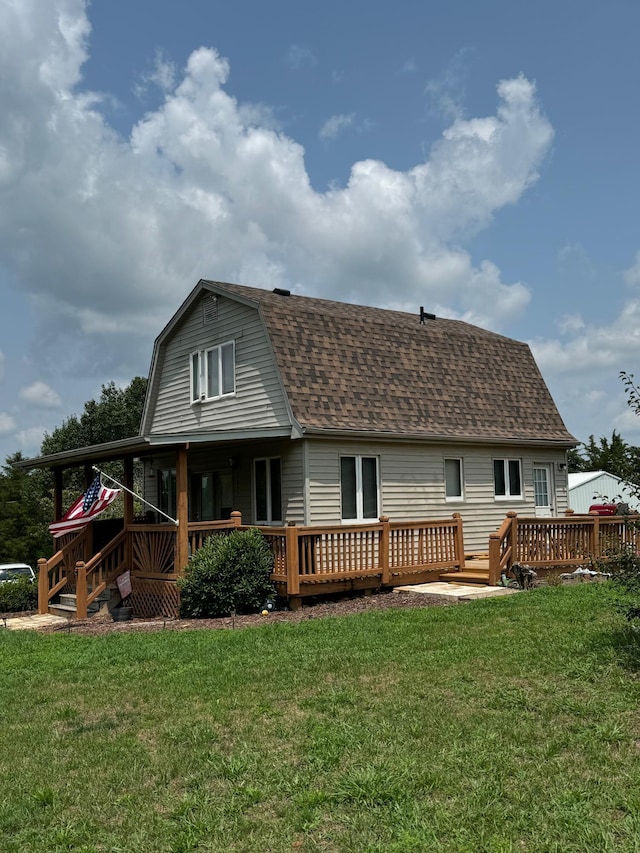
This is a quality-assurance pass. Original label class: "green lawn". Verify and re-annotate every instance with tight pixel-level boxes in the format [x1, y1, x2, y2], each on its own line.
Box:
[2, 584, 640, 852]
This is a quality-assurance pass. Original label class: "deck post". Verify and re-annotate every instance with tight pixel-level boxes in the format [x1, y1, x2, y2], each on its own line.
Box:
[231, 510, 242, 527]
[507, 512, 518, 565]
[488, 533, 500, 586]
[76, 561, 88, 619]
[176, 446, 189, 574]
[286, 521, 300, 596]
[452, 512, 465, 569]
[38, 558, 49, 615]
[589, 511, 600, 558]
[379, 516, 390, 585]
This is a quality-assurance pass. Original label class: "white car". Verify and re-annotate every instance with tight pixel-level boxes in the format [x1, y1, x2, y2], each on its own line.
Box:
[0, 563, 36, 583]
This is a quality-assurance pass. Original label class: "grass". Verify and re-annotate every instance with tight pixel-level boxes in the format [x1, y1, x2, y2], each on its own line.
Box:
[2, 584, 640, 852]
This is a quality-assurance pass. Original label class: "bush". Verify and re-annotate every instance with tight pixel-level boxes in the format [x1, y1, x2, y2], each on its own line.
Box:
[0, 576, 38, 613]
[178, 528, 276, 618]
[597, 542, 640, 624]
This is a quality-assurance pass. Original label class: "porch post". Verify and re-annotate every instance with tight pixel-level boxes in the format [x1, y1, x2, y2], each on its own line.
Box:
[83, 464, 94, 563]
[589, 510, 600, 558]
[53, 469, 63, 524]
[176, 446, 189, 574]
[124, 456, 134, 571]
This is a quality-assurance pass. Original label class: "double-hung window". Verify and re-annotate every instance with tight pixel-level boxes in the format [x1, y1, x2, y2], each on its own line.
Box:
[191, 341, 235, 403]
[493, 459, 522, 499]
[444, 458, 464, 501]
[340, 456, 379, 521]
[254, 458, 282, 524]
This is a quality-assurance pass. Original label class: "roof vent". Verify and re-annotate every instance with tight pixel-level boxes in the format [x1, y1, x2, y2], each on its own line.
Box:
[273, 288, 291, 296]
[419, 306, 436, 324]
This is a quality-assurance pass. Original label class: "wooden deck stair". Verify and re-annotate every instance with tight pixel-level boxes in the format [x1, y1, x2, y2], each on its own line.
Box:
[440, 556, 491, 586]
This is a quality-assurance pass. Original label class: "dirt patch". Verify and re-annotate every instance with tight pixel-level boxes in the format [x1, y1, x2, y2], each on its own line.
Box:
[40, 589, 453, 637]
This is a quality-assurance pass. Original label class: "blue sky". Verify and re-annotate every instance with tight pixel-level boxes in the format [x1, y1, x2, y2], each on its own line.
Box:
[1, 0, 640, 462]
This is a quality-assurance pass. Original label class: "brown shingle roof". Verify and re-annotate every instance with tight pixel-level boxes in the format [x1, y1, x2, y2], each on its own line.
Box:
[206, 281, 575, 443]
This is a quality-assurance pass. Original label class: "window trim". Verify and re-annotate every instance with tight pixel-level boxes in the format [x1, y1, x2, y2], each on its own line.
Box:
[190, 340, 236, 404]
[444, 457, 464, 502]
[493, 458, 523, 500]
[340, 455, 380, 522]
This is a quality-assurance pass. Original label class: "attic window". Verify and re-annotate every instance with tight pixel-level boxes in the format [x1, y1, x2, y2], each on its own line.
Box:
[203, 295, 218, 324]
[191, 341, 235, 403]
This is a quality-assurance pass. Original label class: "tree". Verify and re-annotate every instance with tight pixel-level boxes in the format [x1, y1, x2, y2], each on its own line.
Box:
[568, 429, 640, 484]
[0, 452, 52, 566]
[40, 377, 147, 454]
[1, 377, 148, 563]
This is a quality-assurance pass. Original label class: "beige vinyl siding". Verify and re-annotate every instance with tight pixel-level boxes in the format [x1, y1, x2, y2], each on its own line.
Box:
[148, 295, 291, 435]
[305, 438, 568, 553]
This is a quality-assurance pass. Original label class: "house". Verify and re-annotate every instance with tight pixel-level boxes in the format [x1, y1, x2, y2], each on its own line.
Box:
[568, 470, 639, 514]
[139, 280, 575, 548]
[24, 279, 577, 614]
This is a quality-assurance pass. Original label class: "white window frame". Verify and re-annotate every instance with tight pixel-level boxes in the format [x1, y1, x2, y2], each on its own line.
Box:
[340, 455, 380, 522]
[444, 457, 464, 501]
[254, 457, 282, 525]
[493, 458, 523, 500]
[190, 340, 235, 403]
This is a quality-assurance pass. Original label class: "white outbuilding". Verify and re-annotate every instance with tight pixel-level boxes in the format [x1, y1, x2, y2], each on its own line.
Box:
[568, 470, 639, 514]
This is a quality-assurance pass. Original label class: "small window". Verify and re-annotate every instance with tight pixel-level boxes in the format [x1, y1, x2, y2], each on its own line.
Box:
[341, 456, 379, 521]
[254, 458, 282, 524]
[494, 459, 522, 499]
[191, 341, 235, 403]
[445, 458, 463, 500]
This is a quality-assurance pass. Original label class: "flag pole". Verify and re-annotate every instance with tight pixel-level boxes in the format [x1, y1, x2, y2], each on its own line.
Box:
[92, 465, 179, 525]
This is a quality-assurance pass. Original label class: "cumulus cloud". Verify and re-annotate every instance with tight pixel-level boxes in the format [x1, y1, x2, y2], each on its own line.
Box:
[0, 413, 16, 435]
[19, 381, 62, 408]
[319, 113, 355, 140]
[0, 0, 554, 389]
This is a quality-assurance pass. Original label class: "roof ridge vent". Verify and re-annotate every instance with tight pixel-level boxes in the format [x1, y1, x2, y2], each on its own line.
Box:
[419, 306, 436, 324]
[273, 288, 291, 296]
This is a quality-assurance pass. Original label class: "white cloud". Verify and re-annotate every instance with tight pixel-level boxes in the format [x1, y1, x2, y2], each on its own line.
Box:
[319, 113, 355, 140]
[19, 381, 62, 408]
[0, 413, 16, 435]
[15, 425, 47, 453]
[624, 251, 640, 287]
[0, 1, 554, 390]
[285, 44, 317, 70]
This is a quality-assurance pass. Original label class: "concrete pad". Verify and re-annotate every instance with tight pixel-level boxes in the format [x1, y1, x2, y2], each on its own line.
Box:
[394, 582, 519, 601]
[0, 613, 69, 631]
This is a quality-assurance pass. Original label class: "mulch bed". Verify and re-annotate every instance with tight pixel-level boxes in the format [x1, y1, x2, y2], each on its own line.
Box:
[40, 589, 453, 637]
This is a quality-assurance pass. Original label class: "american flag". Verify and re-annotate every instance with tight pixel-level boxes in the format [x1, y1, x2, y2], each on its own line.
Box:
[49, 475, 121, 538]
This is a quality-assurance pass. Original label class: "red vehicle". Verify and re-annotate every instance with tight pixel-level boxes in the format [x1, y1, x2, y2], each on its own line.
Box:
[588, 503, 619, 516]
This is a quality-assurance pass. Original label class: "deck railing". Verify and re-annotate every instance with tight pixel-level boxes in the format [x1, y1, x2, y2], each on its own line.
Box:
[488, 511, 640, 583]
[39, 512, 465, 615]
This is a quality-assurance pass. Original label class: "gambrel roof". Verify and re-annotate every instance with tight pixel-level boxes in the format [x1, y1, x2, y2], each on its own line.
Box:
[181, 280, 575, 445]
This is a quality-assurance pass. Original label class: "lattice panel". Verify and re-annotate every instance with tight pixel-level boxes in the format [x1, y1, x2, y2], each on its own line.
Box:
[130, 577, 180, 618]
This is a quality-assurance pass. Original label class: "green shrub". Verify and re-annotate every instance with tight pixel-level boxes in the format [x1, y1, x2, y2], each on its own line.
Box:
[178, 528, 276, 618]
[595, 541, 640, 623]
[0, 576, 38, 613]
